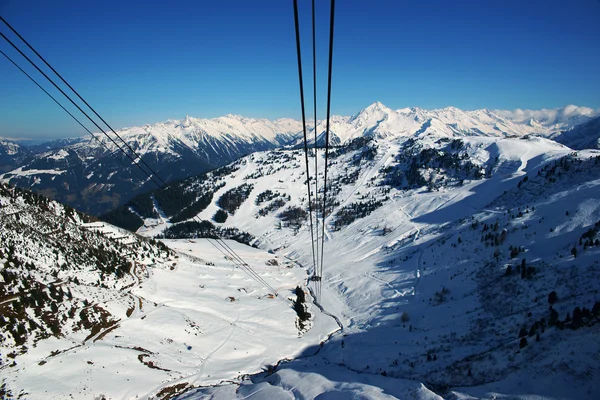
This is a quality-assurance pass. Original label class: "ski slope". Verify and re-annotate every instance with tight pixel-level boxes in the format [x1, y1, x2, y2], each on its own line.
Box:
[4, 122, 600, 399]
[1, 228, 339, 399]
[127, 135, 600, 400]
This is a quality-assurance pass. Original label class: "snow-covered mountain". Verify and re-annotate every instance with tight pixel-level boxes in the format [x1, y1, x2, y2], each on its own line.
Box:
[304, 102, 600, 145]
[0, 139, 30, 173]
[2, 103, 598, 216]
[551, 115, 600, 150]
[4, 102, 600, 398]
[103, 131, 600, 399]
[0, 116, 303, 215]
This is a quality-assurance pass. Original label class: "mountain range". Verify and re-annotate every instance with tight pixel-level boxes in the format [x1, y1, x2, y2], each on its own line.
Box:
[1, 103, 599, 215]
[102, 124, 600, 399]
[0, 116, 302, 215]
[2, 101, 600, 398]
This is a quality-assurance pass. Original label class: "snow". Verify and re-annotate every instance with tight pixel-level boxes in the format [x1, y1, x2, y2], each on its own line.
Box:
[2, 229, 338, 399]
[3, 103, 600, 399]
[95, 114, 303, 161]
[0, 166, 66, 183]
[184, 358, 443, 399]
[303, 102, 595, 147]
[128, 133, 600, 399]
[0, 139, 23, 156]
[46, 149, 70, 161]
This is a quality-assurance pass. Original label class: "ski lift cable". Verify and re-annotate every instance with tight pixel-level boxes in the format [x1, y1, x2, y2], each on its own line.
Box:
[311, 0, 320, 284]
[0, 30, 162, 189]
[319, 0, 336, 298]
[293, 0, 318, 279]
[0, 16, 166, 188]
[213, 238, 278, 293]
[208, 238, 281, 298]
[0, 20, 279, 297]
[1, 37, 273, 296]
[0, 49, 148, 186]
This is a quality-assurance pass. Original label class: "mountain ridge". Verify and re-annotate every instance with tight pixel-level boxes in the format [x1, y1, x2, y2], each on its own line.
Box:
[1, 102, 599, 216]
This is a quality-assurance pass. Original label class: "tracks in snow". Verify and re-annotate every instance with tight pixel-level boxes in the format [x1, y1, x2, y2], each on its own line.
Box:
[321, 142, 394, 243]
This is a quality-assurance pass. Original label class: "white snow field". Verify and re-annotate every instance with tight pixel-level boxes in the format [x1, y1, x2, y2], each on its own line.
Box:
[129, 135, 600, 400]
[1, 235, 341, 399]
[3, 117, 600, 399]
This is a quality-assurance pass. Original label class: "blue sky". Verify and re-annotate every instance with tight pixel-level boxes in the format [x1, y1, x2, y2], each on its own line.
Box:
[1, 0, 599, 138]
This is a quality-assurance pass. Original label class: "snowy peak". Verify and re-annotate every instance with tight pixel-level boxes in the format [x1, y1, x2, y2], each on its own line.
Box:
[0, 138, 23, 156]
[325, 102, 600, 144]
[178, 115, 196, 128]
[0, 138, 31, 173]
[310, 103, 534, 144]
[351, 101, 394, 121]
[347, 102, 395, 138]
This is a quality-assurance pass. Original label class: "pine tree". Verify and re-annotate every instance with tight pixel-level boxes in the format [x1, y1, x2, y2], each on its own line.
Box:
[519, 327, 528, 337]
[549, 307, 559, 326]
[572, 307, 583, 328]
[519, 337, 528, 348]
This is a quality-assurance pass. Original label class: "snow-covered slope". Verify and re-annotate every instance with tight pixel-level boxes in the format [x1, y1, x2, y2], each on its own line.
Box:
[0, 116, 302, 215]
[551, 115, 600, 150]
[0, 139, 30, 173]
[0, 183, 337, 399]
[106, 132, 600, 399]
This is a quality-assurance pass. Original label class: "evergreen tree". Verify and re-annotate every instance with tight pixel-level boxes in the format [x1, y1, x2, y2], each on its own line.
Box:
[519, 337, 528, 348]
[572, 307, 583, 328]
[518, 327, 527, 337]
[549, 307, 559, 326]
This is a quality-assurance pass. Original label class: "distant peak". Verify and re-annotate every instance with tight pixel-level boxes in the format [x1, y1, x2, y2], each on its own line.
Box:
[352, 101, 393, 120]
[441, 106, 462, 113]
[398, 106, 425, 114]
[175, 115, 198, 129]
[220, 114, 249, 122]
[364, 101, 389, 111]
